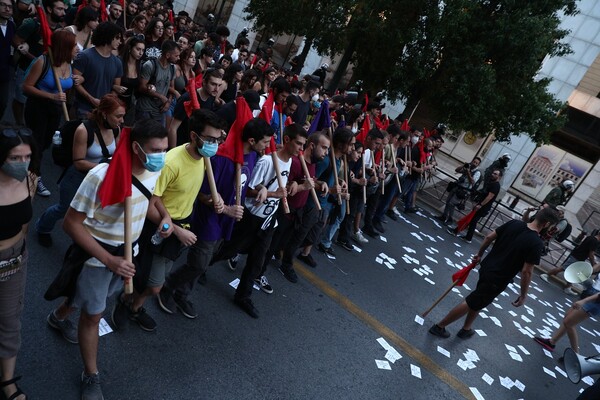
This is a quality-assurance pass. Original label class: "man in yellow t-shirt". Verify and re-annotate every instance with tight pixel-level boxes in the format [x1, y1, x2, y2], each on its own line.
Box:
[113, 109, 225, 331]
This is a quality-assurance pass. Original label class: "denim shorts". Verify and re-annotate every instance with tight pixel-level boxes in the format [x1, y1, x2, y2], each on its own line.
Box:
[583, 301, 600, 317]
[71, 260, 123, 315]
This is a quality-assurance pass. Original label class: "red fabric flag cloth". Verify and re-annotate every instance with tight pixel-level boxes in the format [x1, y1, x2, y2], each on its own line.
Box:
[99, 0, 108, 21]
[118, 0, 124, 6]
[362, 93, 369, 112]
[284, 116, 293, 127]
[400, 118, 410, 132]
[259, 91, 275, 124]
[217, 97, 252, 165]
[452, 261, 478, 286]
[355, 116, 371, 145]
[77, 0, 88, 13]
[183, 78, 200, 117]
[264, 136, 277, 155]
[374, 148, 382, 165]
[455, 209, 477, 233]
[36, 6, 52, 51]
[99, 127, 132, 208]
[168, 9, 175, 24]
[194, 73, 203, 89]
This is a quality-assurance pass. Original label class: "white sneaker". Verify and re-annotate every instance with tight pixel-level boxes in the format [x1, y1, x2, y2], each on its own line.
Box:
[540, 273, 550, 283]
[254, 275, 273, 294]
[393, 208, 402, 218]
[353, 230, 369, 244]
[37, 178, 51, 197]
[564, 287, 577, 296]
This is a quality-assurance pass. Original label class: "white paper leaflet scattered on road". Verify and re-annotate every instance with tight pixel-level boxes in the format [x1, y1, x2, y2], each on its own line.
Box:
[489, 316, 502, 327]
[469, 387, 485, 400]
[424, 277, 435, 285]
[378, 252, 388, 259]
[377, 337, 392, 350]
[410, 232, 423, 241]
[352, 244, 363, 253]
[479, 312, 488, 319]
[517, 345, 530, 355]
[581, 327, 596, 337]
[500, 376, 514, 389]
[521, 315, 531, 323]
[458, 359, 476, 370]
[543, 366, 556, 378]
[326, 253, 336, 260]
[454, 251, 464, 257]
[403, 246, 416, 254]
[385, 348, 402, 363]
[437, 346, 450, 358]
[413, 269, 424, 276]
[505, 344, 517, 353]
[384, 261, 395, 270]
[555, 366, 567, 378]
[99, 318, 113, 336]
[375, 257, 383, 264]
[414, 315, 425, 325]
[508, 310, 518, 317]
[410, 364, 422, 379]
[476, 329, 487, 337]
[380, 236, 387, 242]
[509, 352, 523, 362]
[425, 255, 439, 264]
[514, 379, 525, 392]
[229, 278, 259, 291]
[375, 359, 392, 370]
[582, 376, 595, 386]
[492, 302, 503, 309]
[481, 373, 494, 385]
[464, 349, 480, 362]
[543, 348, 553, 358]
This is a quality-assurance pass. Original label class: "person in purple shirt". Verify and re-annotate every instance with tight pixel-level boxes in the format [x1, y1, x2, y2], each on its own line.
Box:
[158, 118, 274, 316]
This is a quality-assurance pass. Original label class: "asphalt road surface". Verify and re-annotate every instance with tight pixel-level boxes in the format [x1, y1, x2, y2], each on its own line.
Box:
[16, 161, 599, 399]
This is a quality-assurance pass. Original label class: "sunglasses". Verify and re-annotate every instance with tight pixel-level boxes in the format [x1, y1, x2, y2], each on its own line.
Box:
[2, 128, 32, 138]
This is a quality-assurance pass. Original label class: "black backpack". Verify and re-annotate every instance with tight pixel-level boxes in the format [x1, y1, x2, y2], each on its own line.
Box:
[51, 120, 114, 168]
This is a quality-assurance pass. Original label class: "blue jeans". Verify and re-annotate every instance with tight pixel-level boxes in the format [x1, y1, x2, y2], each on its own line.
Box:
[36, 167, 86, 234]
[402, 178, 418, 210]
[374, 179, 399, 223]
[320, 200, 346, 248]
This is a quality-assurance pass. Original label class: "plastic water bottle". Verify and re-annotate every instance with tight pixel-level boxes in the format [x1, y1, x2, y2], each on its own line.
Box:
[52, 131, 62, 146]
[151, 223, 169, 245]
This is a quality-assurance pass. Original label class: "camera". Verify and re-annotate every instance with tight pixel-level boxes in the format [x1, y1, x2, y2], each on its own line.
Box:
[463, 163, 470, 169]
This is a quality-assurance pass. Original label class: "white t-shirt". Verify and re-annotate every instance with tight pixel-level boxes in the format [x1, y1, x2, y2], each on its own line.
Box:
[245, 154, 291, 228]
[363, 149, 375, 168]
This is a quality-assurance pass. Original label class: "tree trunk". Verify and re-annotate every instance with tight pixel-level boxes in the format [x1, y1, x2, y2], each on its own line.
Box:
[293, 36, 314, 75]
[327, 39, 357, 93]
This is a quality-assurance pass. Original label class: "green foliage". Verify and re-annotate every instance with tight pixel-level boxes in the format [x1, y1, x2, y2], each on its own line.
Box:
[244, 0, 577, 144]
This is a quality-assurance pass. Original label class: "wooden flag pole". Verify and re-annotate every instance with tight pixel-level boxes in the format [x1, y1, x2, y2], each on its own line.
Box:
[343, 154, 350, 214]
[421, 280, 459, 318]
[407, 100, 420, 124]
[380, 150, 385, 195]
[327, 127, 342, 205]
[47, 40, 69, 122]
[362, 158, 367, 204]
[299, 151, 321, 211]
[203, 156, 220, 206]
[124, 196, 133, 294]
[392, 147, 402, 194]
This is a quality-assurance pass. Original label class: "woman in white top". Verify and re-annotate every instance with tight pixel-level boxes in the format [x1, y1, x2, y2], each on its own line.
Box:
[66, 7, 99, 53]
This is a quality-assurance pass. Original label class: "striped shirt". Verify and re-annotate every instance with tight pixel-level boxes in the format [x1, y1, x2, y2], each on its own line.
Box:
[70, 163, 159, 249]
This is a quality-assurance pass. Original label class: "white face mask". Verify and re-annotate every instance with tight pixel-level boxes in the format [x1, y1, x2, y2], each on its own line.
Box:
[411, 136, 419, 145]
[311, 94, 319, 102]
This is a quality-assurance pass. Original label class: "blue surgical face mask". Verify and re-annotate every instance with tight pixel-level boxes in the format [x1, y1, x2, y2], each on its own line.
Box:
[137, 145, 165, 172]
[198, 141, 218, 158]
[1, 161, 30, 182]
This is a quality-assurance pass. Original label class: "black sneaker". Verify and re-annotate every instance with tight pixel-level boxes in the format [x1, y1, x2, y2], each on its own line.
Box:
[234, 297, 259, 319]
[37, 232, 53, 247]
[111, 293, 130, 331]
[404, 207, 417, 214]
[174, 296, 198, 319]
[157, 288, 176, 314]
[385, 210, 398, 221]
[335, 240, 353, 251]
[372, 220, 385, 233]
[457, 328, 475, 339]
[129, 306, 157, 332]
[279, 264, 298, 283]
[81, 372, 103, 400]
[254, 275, 274, 294]
[428, 324, 451, 338]
[446, 227, 457, 236]
[297, 253, 317, 268]
[534, 336, 555, 351]
[317, 243, 335, 256]
[362, 226, 378, 238]
[228, 255, 239, 271]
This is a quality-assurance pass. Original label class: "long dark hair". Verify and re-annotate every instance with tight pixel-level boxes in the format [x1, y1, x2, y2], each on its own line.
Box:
[0, 125, 40, 175]
[120, 35, 145, 73]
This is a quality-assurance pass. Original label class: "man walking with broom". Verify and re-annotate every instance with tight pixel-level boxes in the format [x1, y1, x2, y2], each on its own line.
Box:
[429, 207, 559, 339]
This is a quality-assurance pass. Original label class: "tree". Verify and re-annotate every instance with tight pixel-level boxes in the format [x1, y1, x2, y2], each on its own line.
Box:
[244, 0, 577, 144]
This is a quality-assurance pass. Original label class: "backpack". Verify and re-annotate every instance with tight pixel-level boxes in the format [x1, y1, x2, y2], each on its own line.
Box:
[146, 58, 175, 86]
[51, 120, 114, 168]
[24, 54, 50, 89]
[555, 221, 572, 243]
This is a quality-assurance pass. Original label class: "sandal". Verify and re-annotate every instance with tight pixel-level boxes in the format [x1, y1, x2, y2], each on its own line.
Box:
[0, 376, 26, 400]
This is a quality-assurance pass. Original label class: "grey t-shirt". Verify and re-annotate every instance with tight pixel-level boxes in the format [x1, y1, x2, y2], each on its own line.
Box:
[136, 59, 174, 113]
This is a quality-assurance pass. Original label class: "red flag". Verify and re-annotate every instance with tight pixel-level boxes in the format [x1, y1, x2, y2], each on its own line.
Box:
[400, 118, 410, 132]
[36, 6, 52, 51]
[99, 0, 108, 21]
[452, 261, 478, 286]
[217, 97, 252, 165]
[455, 209, 477, 233]
[264, 136, 277, 155]
[168, 9, 174, 24]
[98, 127, 132, 208]
[183, 78, 200, 117]
[77, 0, 88, 13]
[259, 91, 275, 124]
[284, 116, 293, 127]
[194, 73, 204, 89]
[361, 93, 369, 113]
[374, 149, 382, 165]
[355, 115, 371, 145]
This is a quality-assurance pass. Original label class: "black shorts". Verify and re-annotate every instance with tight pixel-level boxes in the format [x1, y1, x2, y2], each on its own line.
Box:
[465, 279, 507, 311]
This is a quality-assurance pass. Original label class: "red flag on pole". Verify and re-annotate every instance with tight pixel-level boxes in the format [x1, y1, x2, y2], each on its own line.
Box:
[183, 79, 200, 117]
[452, 261, 478, 286]
[168, 9, 174, 24]
[455, 209, 477, 233]
[36, 6, 52, 51]
[77, 0, 88, 13]
[361, 93, 369, 113]
[217, 97, 252, 165]
[400, 118, 410, 132]
[355, 115, 371, 145]
[98, 127, 132, 208]
[99, 0, 108, 21]
[259, 91, 275, 124]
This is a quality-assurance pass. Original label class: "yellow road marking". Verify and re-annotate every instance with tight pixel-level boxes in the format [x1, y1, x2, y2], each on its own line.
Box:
[294, 261, 475, 400]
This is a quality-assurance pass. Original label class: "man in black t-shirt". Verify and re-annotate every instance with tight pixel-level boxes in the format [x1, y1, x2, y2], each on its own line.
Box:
[448, 169, 502, 242]
[429, 207, 559, 339]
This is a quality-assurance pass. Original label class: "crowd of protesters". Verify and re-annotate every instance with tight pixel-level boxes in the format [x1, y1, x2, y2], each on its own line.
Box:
[0, 0, 588, 399]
